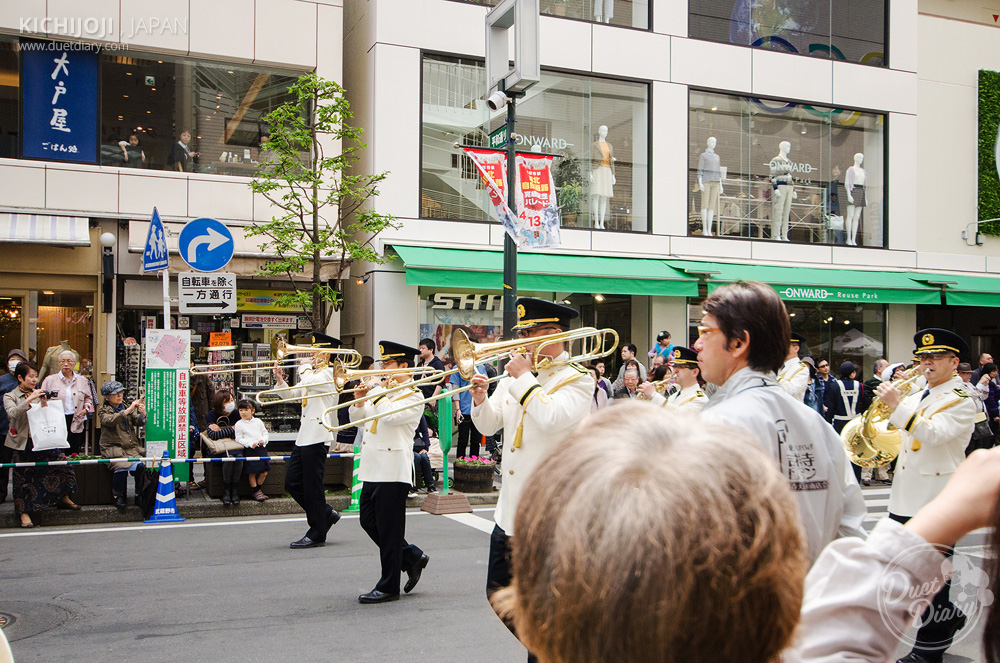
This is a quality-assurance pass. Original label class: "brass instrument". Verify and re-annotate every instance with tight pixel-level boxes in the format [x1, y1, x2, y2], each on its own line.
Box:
[320, 326, 620, 433]
[191, 336, 362, 375]
[840, 366, 926, 468]
[255, 362, 434, 406]
[636, 378, 676, 402]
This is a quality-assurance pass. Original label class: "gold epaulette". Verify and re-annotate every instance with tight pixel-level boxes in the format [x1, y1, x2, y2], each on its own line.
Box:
[953, 388, 970, 398]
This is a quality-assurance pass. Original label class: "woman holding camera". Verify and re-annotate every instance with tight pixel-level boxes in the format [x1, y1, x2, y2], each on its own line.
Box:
[98, 381, 146, 511]
[3, 361, 79, 528]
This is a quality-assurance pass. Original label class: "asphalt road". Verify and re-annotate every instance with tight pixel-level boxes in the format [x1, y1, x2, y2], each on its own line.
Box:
[1, 491, 994, 663]
[1, 507, 526, 663]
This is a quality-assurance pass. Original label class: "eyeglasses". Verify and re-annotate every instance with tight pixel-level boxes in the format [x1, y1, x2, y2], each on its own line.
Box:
[696, 325, 721, 338]
[817, 363, 828, 369]
[920, 353, 952, 362]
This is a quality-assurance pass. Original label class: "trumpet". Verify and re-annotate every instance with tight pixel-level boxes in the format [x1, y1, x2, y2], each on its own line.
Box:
[320, 326, 620, 432]
[255, 362, 436, 406]
[636, 378, 676, 402]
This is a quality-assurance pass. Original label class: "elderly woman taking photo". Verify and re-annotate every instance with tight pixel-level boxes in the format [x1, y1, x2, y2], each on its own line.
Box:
[3, 361, 79, 528]
[98, 381, 146, 511]
[41, 350, 94, 455]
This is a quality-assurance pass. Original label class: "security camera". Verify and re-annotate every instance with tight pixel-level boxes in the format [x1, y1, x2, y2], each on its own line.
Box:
[486, 90, 510, 111]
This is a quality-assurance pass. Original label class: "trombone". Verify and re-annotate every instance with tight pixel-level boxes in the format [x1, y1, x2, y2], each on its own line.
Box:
[636, 378, 676, 402]
[255, 361, 436, 406]
[191, 337, 362, 376]
[320, 326, 620, 432]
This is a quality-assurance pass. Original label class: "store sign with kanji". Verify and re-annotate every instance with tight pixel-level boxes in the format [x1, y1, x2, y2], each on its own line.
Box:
[145, 329, 191, 482]
[179, 272, 237, 314]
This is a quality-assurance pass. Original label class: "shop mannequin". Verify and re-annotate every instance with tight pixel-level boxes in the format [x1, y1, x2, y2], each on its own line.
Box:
[38, 340, 78, 382]
[844, 153, 866, 246]
[594, 0, 614, 23]
[698, 137, 724, 237]
[769, 140, 796, 241]
[590, 125, 616, 230]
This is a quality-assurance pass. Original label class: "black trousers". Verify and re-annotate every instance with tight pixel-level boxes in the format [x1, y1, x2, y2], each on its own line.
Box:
[359, 481, 423, 595]
[0, 442, 12, 501]
[889, 513, 963, 657]
[457, 415, 483, 458]
[413, 451, 434, 489]
[285, 443, 334, 542]
[487, 524, 538, 663]
[64, 415, 85, 455]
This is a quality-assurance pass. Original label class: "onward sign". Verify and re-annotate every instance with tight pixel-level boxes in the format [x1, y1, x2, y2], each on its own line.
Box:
[776, 286, 881, 302]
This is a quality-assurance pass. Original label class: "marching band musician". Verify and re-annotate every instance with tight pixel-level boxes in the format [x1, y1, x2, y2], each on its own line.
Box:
[777, 329, 810, 401]
[469, 298, 593, 661]
[272, 333, 343, 549]
[637, 346, 707, 412]
[876, 328, 976, 663]
[351, 341, 429, 604]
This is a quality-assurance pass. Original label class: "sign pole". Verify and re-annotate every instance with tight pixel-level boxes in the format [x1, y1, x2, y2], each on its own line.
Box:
[163, 263, 170, 329]
[503, 86, 518, 340]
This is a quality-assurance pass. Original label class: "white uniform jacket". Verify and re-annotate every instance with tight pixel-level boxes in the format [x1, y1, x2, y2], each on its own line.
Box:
[471, 353, 592, 535]
[277, 367, 338, 447]
[649, 383, 708, 412]
[351, 383, 423, 484]
[778, 357, 809, 402]
[781, 519, 948, 662]
[702, 367, 867, 562]
[887, 375, 975, 517]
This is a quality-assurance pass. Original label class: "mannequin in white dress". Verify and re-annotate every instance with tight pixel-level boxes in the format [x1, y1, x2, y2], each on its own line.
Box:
[844, 153, 866, 246]
[590, 125, 616, 230]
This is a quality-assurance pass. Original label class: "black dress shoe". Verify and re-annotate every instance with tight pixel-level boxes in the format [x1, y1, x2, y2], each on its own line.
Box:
[896, 653, 941, 663]
[289, 536, 324, 549]
[358, 589, 399, 604]
[114, 495, 127, 511]
[404, 554, 429, 593]
[324, 509, 341, 536]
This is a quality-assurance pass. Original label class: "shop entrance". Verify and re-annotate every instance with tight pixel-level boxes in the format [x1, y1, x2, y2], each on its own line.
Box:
[918, 305, 1000, 360]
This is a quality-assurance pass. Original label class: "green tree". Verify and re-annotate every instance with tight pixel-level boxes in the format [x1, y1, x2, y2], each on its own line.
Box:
[247, 73, 398, 332]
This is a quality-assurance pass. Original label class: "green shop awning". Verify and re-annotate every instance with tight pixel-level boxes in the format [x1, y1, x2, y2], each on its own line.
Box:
[666, 260, 942, 305]
[910, 273, 1000, 308]
[392, 246, 699, 297]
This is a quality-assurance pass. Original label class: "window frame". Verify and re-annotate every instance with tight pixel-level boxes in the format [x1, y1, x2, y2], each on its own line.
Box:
[438, 0, 653, 33]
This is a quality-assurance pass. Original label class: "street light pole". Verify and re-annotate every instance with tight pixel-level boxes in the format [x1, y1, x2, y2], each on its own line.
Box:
[503, 85, 518, 339]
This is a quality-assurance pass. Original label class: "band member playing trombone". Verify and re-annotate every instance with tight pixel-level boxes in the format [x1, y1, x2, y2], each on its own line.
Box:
[351, 341, 428, 604]
[638, 346, 707, 412]
[469, 298, 593, 656]
[876, 328, 976, 663]
[272, 332, 343, 549]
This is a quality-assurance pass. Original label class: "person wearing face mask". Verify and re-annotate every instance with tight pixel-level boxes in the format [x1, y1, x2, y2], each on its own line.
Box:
[0, 349, 27, 503]
[206, 390, 244, 505]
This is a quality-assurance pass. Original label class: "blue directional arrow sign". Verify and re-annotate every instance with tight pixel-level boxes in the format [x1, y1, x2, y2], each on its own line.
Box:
[142, 207, 169, 273]
[178, 217, 234, 272]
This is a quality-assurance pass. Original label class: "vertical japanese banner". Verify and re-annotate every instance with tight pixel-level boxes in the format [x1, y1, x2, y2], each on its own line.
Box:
[20, 41, 99, 163]
[463, 148, 520, 242]
[515, 154, 562, 248]
[145, 329, 192, 482]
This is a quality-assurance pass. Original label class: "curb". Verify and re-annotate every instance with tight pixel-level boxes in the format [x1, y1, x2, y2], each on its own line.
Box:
[0, 490, 499, 529]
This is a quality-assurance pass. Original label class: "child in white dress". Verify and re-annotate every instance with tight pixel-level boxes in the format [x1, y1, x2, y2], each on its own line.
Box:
[235, 399, 270, 501]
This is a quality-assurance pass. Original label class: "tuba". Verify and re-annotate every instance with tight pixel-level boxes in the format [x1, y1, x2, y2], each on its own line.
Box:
[840, 366, 925, 468]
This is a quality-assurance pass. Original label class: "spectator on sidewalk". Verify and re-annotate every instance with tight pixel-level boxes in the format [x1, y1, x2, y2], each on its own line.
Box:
[98, 380, 146, 511]
[410, 415, 436, 497]
[0, 348, 26, 504]
[40, 350, 94, 455]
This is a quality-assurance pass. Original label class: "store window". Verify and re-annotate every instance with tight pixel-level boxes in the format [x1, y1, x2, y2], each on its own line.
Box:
[689, 0, 887, 67]
[688, 297, 886, 379]
[100, 54, 303, 174]
[422, 54, 650, 232]
[0, 39, 16, 159]
[688, 90, 886, 247]
[449, 0, 649, 30]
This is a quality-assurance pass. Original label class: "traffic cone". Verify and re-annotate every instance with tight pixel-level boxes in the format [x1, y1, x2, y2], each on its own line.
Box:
[145, 451, 185, 523]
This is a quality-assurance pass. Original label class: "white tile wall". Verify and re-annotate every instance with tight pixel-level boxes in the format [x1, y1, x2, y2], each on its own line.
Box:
[889, 0, 918, 73]
[316, 3, 344, 79]
[831, 247, 916, 269]
[0, 162, 46, 209]
[596, 231, 670, 256]
[987, 255, 1000, 274]
[190, 0, 254, 61]
[376, 0, 486, 56]
[119, 171, 189, 217]
[45, 0, 120, 40]
[750, 240, 832, 264]
[0, 0, 46, 33]
[46, 166, 119, 213]
[671, 38, 752, 93]
[752, 49, 832, 105]
[917, 252, 988, 273]
[669, 236, 752, 260]
[652, 0, 687, 37]
[121, 0, 190, 53]
[372, 44, 421, 220]
[188, 176, 254, 219]
[592, 25, 670, 81]
[887, 112, 919, 252]
[651, 81, 689, 237]
[832, 62, 917, 114]
[255, 0, 317, 67]
[540, 16, 592, 71]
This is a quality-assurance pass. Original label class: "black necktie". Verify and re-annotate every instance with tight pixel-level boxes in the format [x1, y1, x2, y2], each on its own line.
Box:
[920, 389, 930, 403]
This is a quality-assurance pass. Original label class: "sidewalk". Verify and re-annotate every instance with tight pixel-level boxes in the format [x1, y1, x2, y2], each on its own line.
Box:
[0, 487, 499, 529]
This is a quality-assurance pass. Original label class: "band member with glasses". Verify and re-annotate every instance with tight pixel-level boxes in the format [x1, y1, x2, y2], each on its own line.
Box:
[692, 280, 866, 563]
[272, 333, 343, 550]
[469, 297, 593, 662]
[638, 346, 707, 412]
[351, 341, 428, 604]
[876, 328, 977, 663]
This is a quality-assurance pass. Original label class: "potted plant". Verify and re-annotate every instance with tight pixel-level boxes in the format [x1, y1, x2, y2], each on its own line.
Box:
[453, 455, 497, 493]
[68, 455, 114, 506]
[554, 148, 583, 226]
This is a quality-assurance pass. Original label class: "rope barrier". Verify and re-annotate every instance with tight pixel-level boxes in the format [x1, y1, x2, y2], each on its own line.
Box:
[0, 453, 354, 469]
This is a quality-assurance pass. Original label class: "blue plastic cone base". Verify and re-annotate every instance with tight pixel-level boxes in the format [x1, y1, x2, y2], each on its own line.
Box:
[145, 451, 186, 523]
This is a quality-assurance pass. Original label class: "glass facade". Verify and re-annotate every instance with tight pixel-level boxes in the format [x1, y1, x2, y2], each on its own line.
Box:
[689, 89, 886, 247]
[422, 54, 650, 232]
[690, 0, 887, 67]
[450, 0, 649, 30]
[0, 40, 17, 159]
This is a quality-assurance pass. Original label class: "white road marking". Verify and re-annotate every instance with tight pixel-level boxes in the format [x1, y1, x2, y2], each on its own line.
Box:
[0, 506, 497, 539]
[444, 512, 495, 534]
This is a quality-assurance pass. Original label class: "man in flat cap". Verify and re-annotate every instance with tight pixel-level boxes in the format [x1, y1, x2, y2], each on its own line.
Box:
[351, 340, 428, 604]
[877, 328, 977, 663]
[272, 332, 343, 549]
[469, 297, 593, 660]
